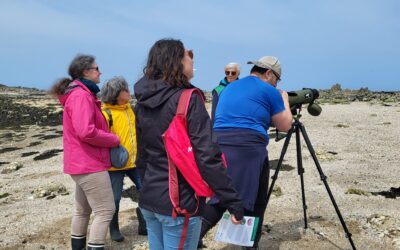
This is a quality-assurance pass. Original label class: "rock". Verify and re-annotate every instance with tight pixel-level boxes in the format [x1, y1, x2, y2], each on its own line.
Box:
[33, 149, 63, 161]
[0, 87, 62, 129]
[345, 188, 370, 196]
[1, 162, 23, 174]
[330, 83, 342, 92]
[32, 182, 69, 198]
[133, 242, 149, 250]
[272, 185, 283, 197]
[392, 238, 400, 248]
[0, 193, 10, 199]
[334, 124, 350, 128]
[315, 150, 337, 161]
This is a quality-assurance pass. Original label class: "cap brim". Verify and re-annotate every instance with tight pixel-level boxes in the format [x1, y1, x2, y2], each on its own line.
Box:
[247, 61, 255, 65]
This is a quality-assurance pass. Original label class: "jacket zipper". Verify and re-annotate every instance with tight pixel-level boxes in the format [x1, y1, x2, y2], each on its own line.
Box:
[126, 109, 135, 165]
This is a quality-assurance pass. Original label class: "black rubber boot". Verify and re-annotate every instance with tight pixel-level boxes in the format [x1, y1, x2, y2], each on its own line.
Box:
[136, 207, 148, 235]
[197, 219, 214, 249]
[109, 212, 124, 242]
[71, 235, 86, 250]
[87, 243, 105, 249]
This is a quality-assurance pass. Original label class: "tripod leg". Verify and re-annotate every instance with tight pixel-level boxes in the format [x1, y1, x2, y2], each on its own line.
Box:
[299, 123, 356, 250]
[295, 124, 308, 229]
[265, 126, 294, 208]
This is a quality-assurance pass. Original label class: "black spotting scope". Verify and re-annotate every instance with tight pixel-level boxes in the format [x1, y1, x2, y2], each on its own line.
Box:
[288, 88, 322, 116]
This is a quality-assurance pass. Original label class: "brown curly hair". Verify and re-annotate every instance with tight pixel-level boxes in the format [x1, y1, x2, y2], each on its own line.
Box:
[143, 39, 190, 87]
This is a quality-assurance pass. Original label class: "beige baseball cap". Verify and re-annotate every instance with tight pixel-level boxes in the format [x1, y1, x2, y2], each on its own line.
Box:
[247, 56, 281, 80]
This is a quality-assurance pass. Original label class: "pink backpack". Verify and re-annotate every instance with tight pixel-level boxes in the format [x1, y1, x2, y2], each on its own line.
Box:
[162, 88, 225, 249]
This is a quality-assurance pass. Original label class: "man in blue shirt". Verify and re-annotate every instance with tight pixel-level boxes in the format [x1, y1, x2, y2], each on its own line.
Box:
[199, 56, 292, 249]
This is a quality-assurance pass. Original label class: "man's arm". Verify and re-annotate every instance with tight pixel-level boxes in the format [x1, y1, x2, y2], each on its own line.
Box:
[271, 90, 292, 132]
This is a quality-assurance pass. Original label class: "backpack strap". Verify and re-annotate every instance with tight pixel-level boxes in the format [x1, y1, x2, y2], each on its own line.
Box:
[167, 158, 197, 250]
[104, 108, 113, 128]
[176, 88, 205, 116]
[166, 88, 204, 250]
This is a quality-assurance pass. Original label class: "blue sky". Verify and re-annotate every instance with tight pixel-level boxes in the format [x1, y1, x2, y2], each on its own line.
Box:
[1, 0, 399, 91]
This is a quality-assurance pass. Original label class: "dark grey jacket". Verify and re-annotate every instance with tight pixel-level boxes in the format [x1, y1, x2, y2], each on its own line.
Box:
[134, 77, 243, 219]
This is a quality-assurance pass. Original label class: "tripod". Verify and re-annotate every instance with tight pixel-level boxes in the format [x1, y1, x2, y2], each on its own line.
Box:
[265, 113, 356, 250]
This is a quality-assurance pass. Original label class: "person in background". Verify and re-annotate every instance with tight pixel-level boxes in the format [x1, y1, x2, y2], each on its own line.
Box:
[211, 62, 240, 122]
[49, 54, 120, 250]
[100, 77, 147, 242]
[134, 38, 244, 250]
[199, 56, 293, 249]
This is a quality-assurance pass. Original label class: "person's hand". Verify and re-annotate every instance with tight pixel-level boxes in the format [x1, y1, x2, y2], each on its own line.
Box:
[230, 214, 242, 225]
[279, 89, 289, 103]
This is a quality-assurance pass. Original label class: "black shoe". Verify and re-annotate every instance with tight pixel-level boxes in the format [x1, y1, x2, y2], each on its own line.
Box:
[109, 212, 125, 242]
[71, 235, 86, 250]
[197, 239, 205, 249]
[136, 207, 148, 235]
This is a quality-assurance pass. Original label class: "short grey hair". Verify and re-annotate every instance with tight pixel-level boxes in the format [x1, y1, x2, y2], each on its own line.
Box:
[224, 62, 240, 74]
[100, 76, 129, 104]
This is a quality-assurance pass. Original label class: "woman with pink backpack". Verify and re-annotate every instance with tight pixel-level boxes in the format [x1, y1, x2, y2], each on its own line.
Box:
[134, 38, 244, 250]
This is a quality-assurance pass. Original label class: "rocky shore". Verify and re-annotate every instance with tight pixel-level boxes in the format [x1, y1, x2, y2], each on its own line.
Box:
[0, 84, 62, 129]
[1, 84, 400, 250]
[1, 83, 399, 130]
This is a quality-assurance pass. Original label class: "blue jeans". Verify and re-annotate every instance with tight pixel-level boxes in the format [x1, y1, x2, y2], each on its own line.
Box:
[140, 208, 201, 250]
[109, 168, 142, 211]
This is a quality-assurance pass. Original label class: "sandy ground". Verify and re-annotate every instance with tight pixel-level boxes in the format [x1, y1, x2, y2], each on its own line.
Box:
[1, 101, 400, 250]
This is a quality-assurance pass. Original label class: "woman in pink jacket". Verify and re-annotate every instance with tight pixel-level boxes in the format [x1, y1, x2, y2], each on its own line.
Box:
[50, 54, 120, 250]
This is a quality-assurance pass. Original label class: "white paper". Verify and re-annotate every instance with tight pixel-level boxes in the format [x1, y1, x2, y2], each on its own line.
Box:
[214, 213, 259, 247]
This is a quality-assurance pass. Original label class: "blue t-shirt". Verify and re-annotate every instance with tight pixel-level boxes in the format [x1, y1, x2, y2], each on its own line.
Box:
[214, 75, 285, 137]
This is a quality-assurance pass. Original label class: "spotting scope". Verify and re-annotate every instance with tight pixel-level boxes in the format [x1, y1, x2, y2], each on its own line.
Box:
[288, 88, 321, 116]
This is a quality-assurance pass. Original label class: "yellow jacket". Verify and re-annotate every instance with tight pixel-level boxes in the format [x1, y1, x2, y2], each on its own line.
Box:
[102, 103, 137, 171]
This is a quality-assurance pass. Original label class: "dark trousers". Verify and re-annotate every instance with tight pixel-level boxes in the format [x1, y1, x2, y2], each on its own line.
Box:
[200, 160, 270, 247]
[109, 168, 142, 211]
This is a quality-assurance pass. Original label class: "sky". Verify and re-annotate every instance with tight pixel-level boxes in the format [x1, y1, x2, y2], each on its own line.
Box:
[1, 0, 399, 92]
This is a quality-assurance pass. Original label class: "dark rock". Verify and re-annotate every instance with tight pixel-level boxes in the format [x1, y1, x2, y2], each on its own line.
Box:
[122, 185, 140, 202]
[0, 86, 62, 129]
[28, 141, 42, 147]
[0, 193, 10, 199]
[371, 187, 400, 199]
[38, 134, 62, 140]
[0, 132, 14, 139]
[33, 149, 63, 161]
[318, 87, 400, 104]
[0, 147, 21, 154]
[21, 151, 40, 157]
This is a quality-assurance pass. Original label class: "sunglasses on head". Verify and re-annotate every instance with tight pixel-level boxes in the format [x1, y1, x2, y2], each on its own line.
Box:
[188, 50, 194, 59]
[225, 71, 237, 76]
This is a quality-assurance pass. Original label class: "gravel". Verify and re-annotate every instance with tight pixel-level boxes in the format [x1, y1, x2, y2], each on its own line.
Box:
[1, 101, 400, 250]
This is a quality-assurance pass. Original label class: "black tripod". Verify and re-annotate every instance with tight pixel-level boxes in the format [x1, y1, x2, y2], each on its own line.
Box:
[265, 112, 356, 250]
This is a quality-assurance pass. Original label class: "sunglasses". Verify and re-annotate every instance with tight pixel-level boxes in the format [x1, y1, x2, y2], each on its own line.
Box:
[188, 50, 194, 59]
[225, 71, 237, 76]
[89, 66, 100, 72]
[272, 71, 280, 83]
